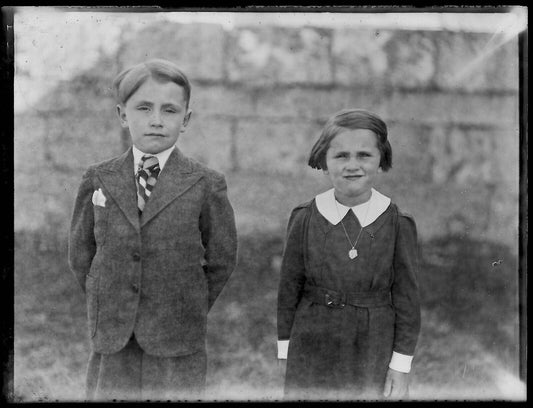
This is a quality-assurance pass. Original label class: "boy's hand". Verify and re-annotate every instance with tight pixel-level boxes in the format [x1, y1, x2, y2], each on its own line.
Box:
[383, 367, 409, 399]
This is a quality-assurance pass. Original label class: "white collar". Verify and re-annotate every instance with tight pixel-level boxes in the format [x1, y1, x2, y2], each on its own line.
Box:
[315, 188, 391, 227]
[132, 144, 176, 173]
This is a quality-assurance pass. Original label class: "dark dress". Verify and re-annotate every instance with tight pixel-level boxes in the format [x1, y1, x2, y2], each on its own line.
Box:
[277, 198, 421, 401]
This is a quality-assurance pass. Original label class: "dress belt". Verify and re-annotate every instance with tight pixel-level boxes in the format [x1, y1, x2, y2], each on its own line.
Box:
[303, 282, 391, 309]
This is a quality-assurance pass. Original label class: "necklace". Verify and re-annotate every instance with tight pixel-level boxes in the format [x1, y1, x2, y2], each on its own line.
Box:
[334, 197, 371, 259]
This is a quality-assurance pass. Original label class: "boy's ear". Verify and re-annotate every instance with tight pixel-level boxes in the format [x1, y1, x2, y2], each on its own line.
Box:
[116, 104, 128, 128]
[181, 110, 192, 132]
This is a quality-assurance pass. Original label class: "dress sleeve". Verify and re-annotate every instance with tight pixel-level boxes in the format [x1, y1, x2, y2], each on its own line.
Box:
[277, 204, 309, 341]
[391, 212, 421, 356]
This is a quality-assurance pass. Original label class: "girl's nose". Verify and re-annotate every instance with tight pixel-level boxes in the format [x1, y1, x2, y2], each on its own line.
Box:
[345, 156, 361, 171]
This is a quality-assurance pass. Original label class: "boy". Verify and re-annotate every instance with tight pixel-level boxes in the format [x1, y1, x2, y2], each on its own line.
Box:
[68, 59, 237, 401]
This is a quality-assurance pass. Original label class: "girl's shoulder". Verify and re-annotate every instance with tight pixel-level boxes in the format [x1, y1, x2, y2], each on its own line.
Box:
[391, 203, 417, 232]
[286, 199, 315, 229]
[289, 199, 314, 218]
[292, 199, 314, 212]
[391, 202, 416, 221]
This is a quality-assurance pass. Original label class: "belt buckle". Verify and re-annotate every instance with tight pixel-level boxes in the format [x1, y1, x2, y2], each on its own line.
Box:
[325, 292, 345, 309]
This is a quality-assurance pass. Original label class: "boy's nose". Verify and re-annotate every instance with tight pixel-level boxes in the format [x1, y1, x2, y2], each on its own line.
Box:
[149, 111, 163, 126]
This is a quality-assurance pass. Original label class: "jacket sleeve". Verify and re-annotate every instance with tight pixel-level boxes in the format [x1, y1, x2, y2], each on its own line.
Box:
[391, 212, 421, 356]
[277, 204, 309, 341]
[68, 168, 97, 293]
[200, 173, 237, 312]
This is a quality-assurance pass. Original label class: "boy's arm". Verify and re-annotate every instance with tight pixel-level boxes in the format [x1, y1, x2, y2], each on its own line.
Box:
[200, 173, 237, 311]
[68, 168, 97, 292]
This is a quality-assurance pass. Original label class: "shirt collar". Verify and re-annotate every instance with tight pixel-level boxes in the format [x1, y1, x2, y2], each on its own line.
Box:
[132, 144, 176, 173]
[315, 188, 391, 227]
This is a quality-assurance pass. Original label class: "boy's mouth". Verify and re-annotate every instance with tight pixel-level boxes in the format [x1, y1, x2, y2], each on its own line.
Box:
[145, 133, 165, 137]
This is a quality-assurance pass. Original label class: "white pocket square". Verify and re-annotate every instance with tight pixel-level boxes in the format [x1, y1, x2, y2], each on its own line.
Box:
[92, 188, 106, 207]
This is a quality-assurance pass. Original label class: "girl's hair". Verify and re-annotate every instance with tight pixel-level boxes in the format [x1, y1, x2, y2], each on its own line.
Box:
[113, 59, 191, 107]
[308, 109, 392, 171]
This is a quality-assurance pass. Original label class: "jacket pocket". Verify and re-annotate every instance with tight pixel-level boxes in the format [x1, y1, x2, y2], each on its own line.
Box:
[93, 205, 109, 247]
[85, 274, 99, 338]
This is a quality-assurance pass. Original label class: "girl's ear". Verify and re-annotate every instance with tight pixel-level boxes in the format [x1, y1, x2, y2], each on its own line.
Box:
[116, 104, 128, 128]
[378, 166, 383, 173]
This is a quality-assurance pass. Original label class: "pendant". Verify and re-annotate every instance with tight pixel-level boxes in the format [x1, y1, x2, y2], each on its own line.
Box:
[349, 248, 358, 259]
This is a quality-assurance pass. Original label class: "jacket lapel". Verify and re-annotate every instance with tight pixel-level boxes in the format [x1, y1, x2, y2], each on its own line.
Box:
[140, 147, 203, 227]
[96, 147, 141, 233]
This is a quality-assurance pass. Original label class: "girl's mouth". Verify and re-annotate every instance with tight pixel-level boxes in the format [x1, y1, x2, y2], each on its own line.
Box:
[344, 175, 363, 180]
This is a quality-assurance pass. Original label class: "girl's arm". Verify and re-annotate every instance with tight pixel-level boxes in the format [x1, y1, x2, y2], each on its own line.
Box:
[277, 204, 309, 355]
[384, 212, 421, 398]
[390, 212, 422, 370]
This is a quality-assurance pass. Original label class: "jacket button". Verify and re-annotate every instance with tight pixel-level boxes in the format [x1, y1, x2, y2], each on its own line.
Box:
[132, 253, 141, 262]
[132, 283, 139, 293]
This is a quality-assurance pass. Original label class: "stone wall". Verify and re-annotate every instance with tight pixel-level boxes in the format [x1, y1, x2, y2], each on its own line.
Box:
[14, 22, 520, 249]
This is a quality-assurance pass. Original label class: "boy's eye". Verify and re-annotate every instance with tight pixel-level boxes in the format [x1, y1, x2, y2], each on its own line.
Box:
[137, 106, 150, 111]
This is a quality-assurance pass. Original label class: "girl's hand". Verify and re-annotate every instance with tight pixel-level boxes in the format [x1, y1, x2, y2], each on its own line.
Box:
[383, 367, 409, 399]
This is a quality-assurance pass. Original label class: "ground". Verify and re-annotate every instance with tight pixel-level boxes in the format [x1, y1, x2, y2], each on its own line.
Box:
[12, 228, 523, 402]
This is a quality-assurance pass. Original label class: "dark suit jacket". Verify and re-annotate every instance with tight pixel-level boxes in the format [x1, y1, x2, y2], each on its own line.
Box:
[68, 147, 237, 357]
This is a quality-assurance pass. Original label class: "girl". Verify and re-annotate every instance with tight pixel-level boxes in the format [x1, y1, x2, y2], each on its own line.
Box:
[277, 109, 421, 400]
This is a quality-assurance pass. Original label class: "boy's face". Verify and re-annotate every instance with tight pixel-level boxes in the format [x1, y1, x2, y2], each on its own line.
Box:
[117, 77, 192, 154]
[324, 129, 382, 207]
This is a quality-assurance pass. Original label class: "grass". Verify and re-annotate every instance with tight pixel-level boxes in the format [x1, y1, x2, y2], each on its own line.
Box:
[12, 227, 524, 402]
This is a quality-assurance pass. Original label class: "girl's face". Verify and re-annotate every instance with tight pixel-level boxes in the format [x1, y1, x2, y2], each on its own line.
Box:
[325, 129, 382, 207]
[117, 77, 191, 154]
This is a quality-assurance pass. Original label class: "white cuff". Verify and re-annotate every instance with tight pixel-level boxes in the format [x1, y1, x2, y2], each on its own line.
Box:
[388, 351, 413, 373]
[277, 340, 289, 359]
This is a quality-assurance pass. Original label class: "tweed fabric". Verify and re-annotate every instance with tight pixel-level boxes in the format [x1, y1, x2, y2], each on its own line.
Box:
[69, 147, 237, 357]
[86, 335, 206, 401]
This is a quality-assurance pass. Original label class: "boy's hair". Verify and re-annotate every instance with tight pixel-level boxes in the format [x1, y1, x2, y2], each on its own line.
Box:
[113, 59, 191, 108]
[308, 109, 392, 171]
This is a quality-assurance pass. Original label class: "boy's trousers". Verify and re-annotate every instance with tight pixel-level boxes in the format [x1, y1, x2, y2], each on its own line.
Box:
[86, 334, 206, 401]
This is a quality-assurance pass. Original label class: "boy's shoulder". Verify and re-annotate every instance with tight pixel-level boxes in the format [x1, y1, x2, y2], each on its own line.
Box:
[86, 149, 130, 173]
[84, 149, 225, 181]
[184, 153, 226, 181]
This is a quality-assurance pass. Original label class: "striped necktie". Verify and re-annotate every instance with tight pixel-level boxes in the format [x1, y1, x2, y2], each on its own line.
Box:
[136, 155, 160, 213]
